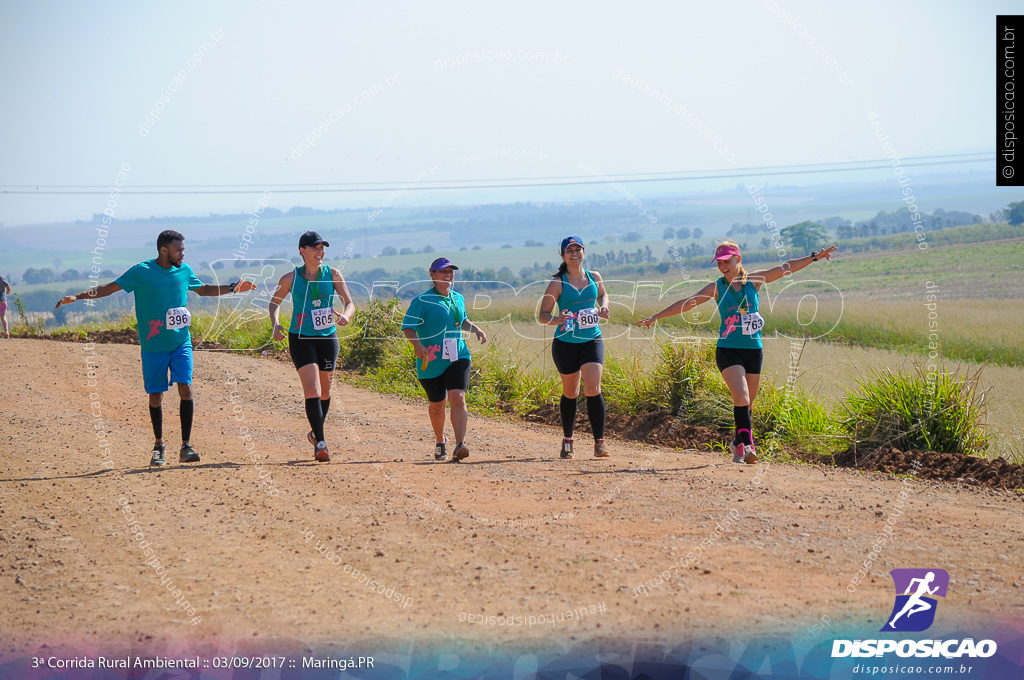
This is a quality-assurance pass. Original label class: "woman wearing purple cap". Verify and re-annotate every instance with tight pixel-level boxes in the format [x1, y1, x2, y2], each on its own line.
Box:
[637, 240, 837, 464]
[538, 236, 611, 459]
[268, 231, 356, 462]
[401, 257, 488, 462]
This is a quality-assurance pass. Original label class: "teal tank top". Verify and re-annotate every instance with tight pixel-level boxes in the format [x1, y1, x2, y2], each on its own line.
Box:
[289, 265, 337, 337]
[554, 269, 602, 343]
[715, 277, 762, 349]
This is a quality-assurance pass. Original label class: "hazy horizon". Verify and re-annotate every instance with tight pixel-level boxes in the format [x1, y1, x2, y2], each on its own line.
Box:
[1, 0, 1016, 230]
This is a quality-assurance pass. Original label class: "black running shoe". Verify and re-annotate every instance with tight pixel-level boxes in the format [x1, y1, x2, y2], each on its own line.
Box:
[453, 442, 470, 462]
[179, 443, 201, 464]
[560, 438, 574, 459]
[434, 439, 448, 461]
[150, 443, 166, 467]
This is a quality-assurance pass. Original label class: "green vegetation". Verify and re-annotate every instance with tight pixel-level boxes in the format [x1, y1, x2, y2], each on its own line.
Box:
[842, 366, 989, 455]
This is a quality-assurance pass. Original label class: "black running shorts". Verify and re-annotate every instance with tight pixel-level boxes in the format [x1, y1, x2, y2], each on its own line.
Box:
[418, 358, 472, 403]
[551, 337, 605, 375]
[289, 332, 340, 372]
[714, 346, 763, 374]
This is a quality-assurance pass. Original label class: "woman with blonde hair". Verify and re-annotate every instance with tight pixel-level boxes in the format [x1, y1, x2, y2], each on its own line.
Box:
[637, 240, 837, 463]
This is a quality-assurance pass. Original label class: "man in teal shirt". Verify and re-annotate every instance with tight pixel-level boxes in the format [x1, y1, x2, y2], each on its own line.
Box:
[57, 230, 256, 467]
[402, 257, 487, 462]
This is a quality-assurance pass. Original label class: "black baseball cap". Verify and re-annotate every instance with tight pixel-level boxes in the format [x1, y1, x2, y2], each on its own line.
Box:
[298, 231, 330, 248]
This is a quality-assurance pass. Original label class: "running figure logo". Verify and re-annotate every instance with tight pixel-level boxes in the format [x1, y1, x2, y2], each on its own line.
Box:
[880, 568, 949, 632]
[145, 319, 164, 341]
[721, 314, 739, 339]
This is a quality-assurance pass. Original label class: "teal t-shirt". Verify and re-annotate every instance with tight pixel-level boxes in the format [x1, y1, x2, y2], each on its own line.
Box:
[115, 260, 203, 352]
[401, 288, 471, 379]
[715, 277, 763, 349]
[553, 269, 602, 343]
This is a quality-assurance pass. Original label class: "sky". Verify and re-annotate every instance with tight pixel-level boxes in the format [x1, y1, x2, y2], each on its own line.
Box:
[0, 0, 1012, 226]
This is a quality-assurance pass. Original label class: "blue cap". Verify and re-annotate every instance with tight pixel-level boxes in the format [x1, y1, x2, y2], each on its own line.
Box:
[560, 235, 584, 253]
[429, 257, 459, 271]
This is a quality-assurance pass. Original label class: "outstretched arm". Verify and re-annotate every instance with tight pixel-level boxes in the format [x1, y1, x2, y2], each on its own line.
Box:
[750, 245, 839, 285]
[194, 279, 258, 297]
[56, 282, 122, 308]
[636, 281, 716, 328]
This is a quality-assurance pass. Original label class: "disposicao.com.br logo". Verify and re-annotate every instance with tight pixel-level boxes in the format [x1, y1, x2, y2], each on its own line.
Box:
[832, 568, 997, 659]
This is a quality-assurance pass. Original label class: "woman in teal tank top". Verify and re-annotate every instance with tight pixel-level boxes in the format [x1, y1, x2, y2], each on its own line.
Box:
[538, 236, 612, 459]
[638, 240, 838, 464]
[269, 231, 357, 462]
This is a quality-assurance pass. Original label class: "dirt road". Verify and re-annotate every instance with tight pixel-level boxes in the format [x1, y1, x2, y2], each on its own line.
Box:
[1, 339, 1021, 656]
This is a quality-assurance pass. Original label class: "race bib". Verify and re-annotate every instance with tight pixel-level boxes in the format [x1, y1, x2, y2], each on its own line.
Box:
[165, 306, 191, 330]
[442, 338, 459, 362]
[742, 312, 765, 335]
[577, 307, 600, 329]
[310, 306, 335, 331]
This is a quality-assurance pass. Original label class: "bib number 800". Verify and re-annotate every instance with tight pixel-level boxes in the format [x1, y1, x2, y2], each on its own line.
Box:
[576, 308, 600, 329]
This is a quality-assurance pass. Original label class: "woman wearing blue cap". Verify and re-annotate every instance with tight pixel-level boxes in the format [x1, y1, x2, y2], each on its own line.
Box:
[537, 236, 611, 458]
[402, 257, 488, 462]
[637, 240, 837, 464]
[268, 231, 357, 462]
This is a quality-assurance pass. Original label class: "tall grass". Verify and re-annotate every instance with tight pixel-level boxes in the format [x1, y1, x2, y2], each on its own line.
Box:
[842, 366, 989, 455]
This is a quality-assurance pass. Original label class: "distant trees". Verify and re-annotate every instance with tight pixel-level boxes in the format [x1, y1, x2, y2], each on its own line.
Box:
[22, 268, 56, 284]
[780, 221, 828, 252]
[692, 228, 703, 239]
[663, 228, 676, 240]
[623, 231, 642, 242]
[675, 227, 691, 239]
[380, 246, 398, 257]
[1004, 200, 1024, 225]
[523, 239, 545, 247]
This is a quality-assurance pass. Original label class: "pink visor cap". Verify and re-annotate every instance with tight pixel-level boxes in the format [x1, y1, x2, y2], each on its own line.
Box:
[711, 244, 741, 262]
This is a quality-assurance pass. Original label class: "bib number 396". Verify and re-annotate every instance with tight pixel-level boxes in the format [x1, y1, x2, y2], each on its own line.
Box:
[310, 307, 335, 331]
[577, 308, 600, 329]
[166, 307, 191, 330]
[741, 312, 765, 335]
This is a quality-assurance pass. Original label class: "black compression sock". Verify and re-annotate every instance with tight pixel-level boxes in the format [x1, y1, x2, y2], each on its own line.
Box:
[305, 397, 325, 443]
[180, 399, 194, 442]
[733, 405, 752, 446]
[586, 393, 606, 441]
[559, 395, 577, 439]
[149, 405, 162, 440]
[320, 397, 331, 421]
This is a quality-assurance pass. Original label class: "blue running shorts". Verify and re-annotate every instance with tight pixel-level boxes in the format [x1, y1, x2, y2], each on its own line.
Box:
[140, 341, 194, 394]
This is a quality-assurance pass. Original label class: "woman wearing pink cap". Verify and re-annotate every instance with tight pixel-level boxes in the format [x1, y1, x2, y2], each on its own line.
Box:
[637, 240, 837, 463]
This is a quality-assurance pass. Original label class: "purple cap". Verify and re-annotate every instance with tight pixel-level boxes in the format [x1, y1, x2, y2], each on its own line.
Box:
[429, 257, 459, 271]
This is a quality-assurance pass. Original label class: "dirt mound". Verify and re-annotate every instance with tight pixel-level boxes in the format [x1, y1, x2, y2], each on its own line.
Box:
[30, 328, 140, 345]
[527, 404, 1024, 490]
[525, 403, 726, 451]
[22, 329, 234, 350]
[834, 446, 1024, 490]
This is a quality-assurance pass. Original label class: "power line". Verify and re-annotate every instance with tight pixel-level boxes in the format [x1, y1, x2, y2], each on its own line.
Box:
[0, 152, 995, 195]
